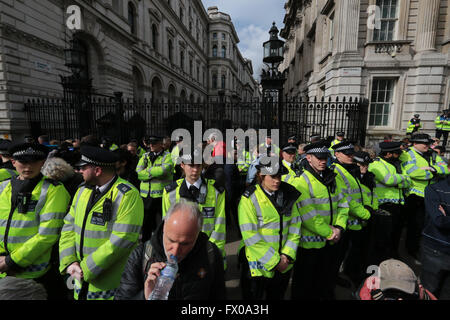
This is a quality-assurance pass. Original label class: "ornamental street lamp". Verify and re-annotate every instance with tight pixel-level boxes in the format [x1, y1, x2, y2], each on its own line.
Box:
[260, 22, 286, 134]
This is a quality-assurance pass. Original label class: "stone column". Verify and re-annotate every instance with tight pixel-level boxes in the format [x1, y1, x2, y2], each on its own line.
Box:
[415, 0, 440, 52]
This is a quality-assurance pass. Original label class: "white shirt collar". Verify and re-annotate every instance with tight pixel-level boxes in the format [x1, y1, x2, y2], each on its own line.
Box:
[283, 159, 292, 168]
[97, 176, 115, 193]
[185, 178, 202, 190]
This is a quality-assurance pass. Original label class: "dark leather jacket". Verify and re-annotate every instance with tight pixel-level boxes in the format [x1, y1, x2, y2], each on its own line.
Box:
[114, 222, 226, 300]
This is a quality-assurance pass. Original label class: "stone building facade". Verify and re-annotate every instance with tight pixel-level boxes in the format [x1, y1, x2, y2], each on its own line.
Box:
[0, 0, 259, 140]
[280, 0, 450, 146]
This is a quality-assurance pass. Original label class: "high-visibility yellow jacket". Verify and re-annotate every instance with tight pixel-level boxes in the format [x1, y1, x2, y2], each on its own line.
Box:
[162, 178, 226, 268]
[406, 119, 422, 134]
[368, 157, 411, 205]
[59, 177, 143, 300]
[0, 176, 70, 279]
[281, 160, 302, 191]
[236, 150, 251, 175]
[435, 115, 450, 131]
[333, 163, 371, 230]
[238, 182, 301, 278]
[136, 151, 173, 198]
[0, 168, 17, 182]
[295, 168, 349, 249]
[400, 148, 450, 197]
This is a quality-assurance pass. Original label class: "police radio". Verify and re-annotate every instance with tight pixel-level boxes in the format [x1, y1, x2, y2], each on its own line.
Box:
[17, 192, 31, 214]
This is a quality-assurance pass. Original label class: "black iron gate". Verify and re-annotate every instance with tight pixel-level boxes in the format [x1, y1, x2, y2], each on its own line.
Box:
[24, 96, 369, 146]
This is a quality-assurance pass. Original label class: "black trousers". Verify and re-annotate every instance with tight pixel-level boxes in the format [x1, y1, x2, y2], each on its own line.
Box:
[239, 252, 292, 300]
[404, 194, 426, 259]
[340, 229, 368, 285]
[142, 196, 162, 242]
[291, 242, 341, 300]
[379, 203, 404, 259]
[436, 130, 449, 147]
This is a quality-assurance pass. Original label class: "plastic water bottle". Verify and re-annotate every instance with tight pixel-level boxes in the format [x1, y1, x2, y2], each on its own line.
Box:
[148, 255, 178, 300]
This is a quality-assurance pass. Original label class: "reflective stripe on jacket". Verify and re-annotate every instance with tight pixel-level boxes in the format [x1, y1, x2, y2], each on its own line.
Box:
[136, 151, 174, 198]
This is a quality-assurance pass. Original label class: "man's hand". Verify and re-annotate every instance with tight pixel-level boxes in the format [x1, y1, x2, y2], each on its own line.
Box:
[327, 226, 342, 243]
[275, 255, 290, 273]
[67, 262, 83, 282]
[0, 256, 8, 273]
[144, 262, 166, 300]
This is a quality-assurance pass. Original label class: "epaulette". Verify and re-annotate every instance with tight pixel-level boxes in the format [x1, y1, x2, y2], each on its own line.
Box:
[213, 181, 225, 193]
[242, 185, 257, 198]
[117, 183, 132, 194]
[164, 181, 178, 193]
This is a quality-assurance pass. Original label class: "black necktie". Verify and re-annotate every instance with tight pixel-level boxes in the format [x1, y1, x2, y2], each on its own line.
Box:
[189, 185, 200, 200]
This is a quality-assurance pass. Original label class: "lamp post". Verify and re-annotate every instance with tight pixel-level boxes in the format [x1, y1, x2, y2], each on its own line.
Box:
[260, 22, 286, 135]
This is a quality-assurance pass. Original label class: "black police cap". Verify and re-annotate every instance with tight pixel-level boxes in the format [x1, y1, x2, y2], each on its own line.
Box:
[304, 140, 330, 159]
[331, 141, 355, 155]
[75, 145, 119, 168]
[379, 141, 402, 152]
[353, 151, 373, 165]
[0, 140, 12, 155]
[8, 143, 49, 162]
[410, 133, 433, 144]
[281, 143, 297, 154]
[336, 131, 345, 137]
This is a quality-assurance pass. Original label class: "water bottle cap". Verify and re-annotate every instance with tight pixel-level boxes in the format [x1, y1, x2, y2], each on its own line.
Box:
[168, 255, 178, 264]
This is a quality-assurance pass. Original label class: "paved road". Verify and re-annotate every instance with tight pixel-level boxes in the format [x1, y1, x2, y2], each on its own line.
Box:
[224, 222, 420, 300]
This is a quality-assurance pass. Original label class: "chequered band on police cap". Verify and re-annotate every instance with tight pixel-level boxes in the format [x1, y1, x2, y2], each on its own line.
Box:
[334, 144, 354, 152]
[353, 155, 365, 163]
[306, 146, 330, 154]
[81, 155, 116, 167]
[13, 147, 46, 158]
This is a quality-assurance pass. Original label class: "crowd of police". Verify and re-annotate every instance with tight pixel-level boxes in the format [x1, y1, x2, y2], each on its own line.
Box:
[0, 122, 449, 300]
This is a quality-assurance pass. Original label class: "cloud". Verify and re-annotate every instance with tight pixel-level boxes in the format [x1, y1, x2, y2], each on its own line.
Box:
[236, 24, 269, 80]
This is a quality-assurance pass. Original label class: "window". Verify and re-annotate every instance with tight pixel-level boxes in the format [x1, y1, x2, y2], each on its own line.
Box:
[180, 50, 185, 70]
[213, 33, 217, 39]
[189, 59, 193, 76]
[128, 2, 136, 35]
[212, 45, 217, 57]
[168, 39, 173, 63]
[152, 24, 158, 51]
[221, 46, 226, 58]
[329, 12, 334, 52]
[369, 78, 395, 126]
[222, 33, 226, 40]
[179, 7, 184, 22]
[221, 75, 226, 89]
[373, 0, 398, 41]
[196, 66, 199, 80]
[212, 74, 218, 89]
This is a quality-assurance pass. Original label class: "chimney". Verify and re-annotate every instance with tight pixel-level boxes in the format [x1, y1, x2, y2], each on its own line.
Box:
[207, 6, 218, 15]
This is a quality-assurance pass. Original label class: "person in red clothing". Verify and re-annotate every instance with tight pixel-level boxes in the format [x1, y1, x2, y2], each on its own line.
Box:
[207, 133, 226, 159]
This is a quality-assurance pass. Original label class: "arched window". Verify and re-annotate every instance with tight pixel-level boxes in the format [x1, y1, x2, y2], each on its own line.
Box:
[128, 2, 136, 35]
[212, 45, 217, 57]
[180, 50, 185, 70]
[152, 24, 158, 51]
[168, 39, 173, 63]
[221, 46, 226, 58]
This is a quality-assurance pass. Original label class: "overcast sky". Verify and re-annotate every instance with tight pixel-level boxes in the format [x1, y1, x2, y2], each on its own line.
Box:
[201, 0, 286, 81]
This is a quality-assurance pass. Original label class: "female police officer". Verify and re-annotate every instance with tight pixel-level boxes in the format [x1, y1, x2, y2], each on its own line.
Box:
[238, 156, 302, 300]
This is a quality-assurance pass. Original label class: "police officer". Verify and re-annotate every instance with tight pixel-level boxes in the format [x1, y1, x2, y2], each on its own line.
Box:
[331, 141, 371, 286]
[59, 145, 144, 300]
[136, 136, 173, 242]
[238, 157, 301, 300]
[368, 141, 412, 258]
[0, 143, 70, 299]
[281, 143, 303, 190]
[101, 136, 119, 152]
[406, 114, 422, 135]
[171, 136, 184, 180]
[400, 133, 449, 261]
[435, 109, 450, 147]
[162, 151, 227, 268]
[291, 140, 349, 300]
[0, 140, 17, 182]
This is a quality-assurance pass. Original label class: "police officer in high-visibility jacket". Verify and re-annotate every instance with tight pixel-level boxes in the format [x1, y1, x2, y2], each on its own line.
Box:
[59, 146, 143, 300]
[328, 131, 345, 158]
[280, 143, 303, 190]
[331, 141, 371, 286]
[435, 109, 450, 147]
[0, 143, 70, 299]
[0, 140, 17, 182]
[290, 140, 349, 300]
[406, 114, 422, 135]
[136, 136, 173, 242]
[238, 156, 301, 300]
[400, 133, 450, 261]
[162, 151, 227, 268]
[368, 141, 412, 258]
